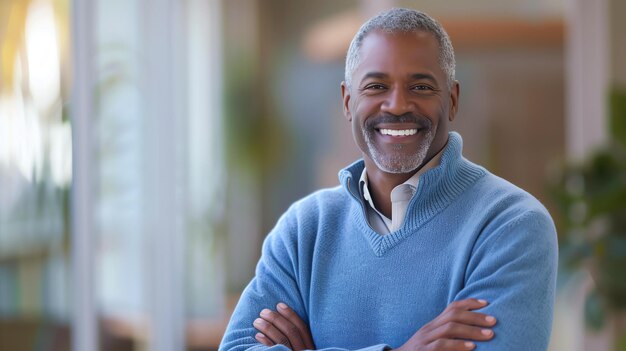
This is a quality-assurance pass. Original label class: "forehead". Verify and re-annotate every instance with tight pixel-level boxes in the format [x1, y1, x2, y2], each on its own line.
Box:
[355, 30, 443, 80]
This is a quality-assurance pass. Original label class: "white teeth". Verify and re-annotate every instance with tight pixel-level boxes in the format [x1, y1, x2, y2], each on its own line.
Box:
[380, 128, 418, 136]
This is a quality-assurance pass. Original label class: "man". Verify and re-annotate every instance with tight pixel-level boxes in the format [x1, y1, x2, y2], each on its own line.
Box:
[219, 8, 557, 351]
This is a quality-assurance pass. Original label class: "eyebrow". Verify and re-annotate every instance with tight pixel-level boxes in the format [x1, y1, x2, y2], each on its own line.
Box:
[359, 72, 438, 85]
[409, 73, 437, 84]
[360, 72, 389, 82]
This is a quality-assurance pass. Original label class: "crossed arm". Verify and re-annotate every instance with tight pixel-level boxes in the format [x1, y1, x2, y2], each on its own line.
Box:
[219, 208, 557, 351]
[253, 299, 497, 351]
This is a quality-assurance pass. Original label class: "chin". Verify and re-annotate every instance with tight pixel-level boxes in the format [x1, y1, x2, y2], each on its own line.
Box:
[368, 134, 435, 174]
[371, 150, 429, 174]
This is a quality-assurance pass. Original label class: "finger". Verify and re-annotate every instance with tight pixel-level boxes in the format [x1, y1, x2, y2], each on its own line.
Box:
[426, 339, 476, 351]
[260, 309, 306, 350]
[253, 317, 293, 349]
[440, 309, 497, 329]
[427, 300, 495, 331]
[276, 303, 315, 349]
[461, 311, 497, 327]
[255, 333, 274, 347]
[430, 321, 495, 342]
[446, 299, 489, 312]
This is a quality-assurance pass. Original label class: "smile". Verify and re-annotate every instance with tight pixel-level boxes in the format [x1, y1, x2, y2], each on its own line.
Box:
[379, 128, 418, 136]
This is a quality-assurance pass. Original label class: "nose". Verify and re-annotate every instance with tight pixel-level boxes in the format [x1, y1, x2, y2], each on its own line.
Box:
[381, 88, 414, 116]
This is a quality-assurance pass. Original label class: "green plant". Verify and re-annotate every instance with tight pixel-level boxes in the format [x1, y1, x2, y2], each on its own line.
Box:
[551, 87, 626, 329]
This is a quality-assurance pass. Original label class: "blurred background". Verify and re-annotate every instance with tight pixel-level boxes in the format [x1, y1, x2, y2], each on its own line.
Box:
[0, 0, 625, 350]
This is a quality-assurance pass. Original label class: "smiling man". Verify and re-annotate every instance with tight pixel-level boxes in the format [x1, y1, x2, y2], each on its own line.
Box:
[219, 8, 557, 351]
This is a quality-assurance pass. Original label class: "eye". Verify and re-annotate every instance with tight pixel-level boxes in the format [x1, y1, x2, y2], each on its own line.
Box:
[411, 84, 434, 91]
[363, 83, 387, 91]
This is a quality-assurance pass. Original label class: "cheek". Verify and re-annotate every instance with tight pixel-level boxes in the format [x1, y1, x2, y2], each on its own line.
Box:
[350, 115, 369, 153]
[421, 98, 448, 124]
[351, 118, 363, 141]
[351, 95, 380, 116]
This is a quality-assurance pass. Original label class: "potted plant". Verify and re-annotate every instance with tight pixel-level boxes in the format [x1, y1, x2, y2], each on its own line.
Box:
[551, 87, 626, 350]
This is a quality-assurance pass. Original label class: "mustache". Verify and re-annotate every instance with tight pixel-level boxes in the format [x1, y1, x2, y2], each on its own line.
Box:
[365, 113, 432, 129]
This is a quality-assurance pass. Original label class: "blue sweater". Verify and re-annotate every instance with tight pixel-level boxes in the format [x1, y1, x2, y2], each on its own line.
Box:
[219, 132, 558, 351]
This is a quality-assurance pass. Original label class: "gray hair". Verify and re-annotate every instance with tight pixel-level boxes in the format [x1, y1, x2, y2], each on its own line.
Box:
[344, 8, 455, 89]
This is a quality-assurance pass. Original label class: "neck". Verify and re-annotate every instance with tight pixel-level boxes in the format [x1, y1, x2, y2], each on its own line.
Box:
[364, 163, 414, 218]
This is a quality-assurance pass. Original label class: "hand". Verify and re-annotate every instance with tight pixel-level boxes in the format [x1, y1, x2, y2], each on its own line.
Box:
[393, 298, 497, 351]
[253, 302, 316, 351]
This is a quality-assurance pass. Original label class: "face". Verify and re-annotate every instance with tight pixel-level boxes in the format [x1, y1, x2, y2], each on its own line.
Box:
[341, 30, 459, 174]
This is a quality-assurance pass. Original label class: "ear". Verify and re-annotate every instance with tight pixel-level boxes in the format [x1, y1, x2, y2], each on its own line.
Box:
[341, 81, 352, 122]
[448, 80, 460, 122]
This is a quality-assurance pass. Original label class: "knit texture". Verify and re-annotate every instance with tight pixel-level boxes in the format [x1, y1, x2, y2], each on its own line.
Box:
[219, 132, 558, 351]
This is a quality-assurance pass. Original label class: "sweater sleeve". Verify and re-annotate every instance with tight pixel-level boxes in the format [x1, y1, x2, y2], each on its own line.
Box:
[454, 210, 558, 351]
[218, 208, 390, 351]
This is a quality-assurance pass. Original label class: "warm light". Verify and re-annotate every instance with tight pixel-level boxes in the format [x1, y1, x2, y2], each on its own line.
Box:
[0, 0, 69, 186]
[25, 0, 60, 112]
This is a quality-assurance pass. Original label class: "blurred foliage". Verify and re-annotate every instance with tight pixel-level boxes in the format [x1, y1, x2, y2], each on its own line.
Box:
[612, 87, 626, 147]
[551, 87, 626, 330]
[223, 54, 291, 177]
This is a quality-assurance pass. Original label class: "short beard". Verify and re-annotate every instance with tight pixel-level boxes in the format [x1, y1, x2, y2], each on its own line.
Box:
[362, 114, 436, 174]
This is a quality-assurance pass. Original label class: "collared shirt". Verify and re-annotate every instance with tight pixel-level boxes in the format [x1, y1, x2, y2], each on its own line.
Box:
[359, 145, 446, 234]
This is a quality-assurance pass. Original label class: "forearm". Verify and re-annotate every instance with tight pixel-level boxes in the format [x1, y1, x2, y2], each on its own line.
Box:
[219, 339, 389, 351]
